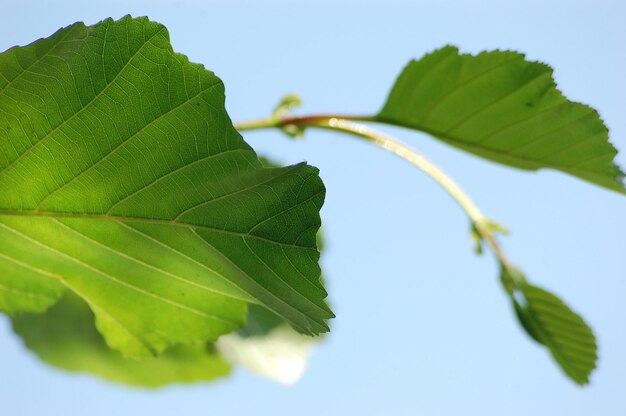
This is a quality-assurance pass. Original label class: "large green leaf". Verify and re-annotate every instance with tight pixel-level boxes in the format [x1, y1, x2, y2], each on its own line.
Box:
[0, 16, 332, 358]
[12, 292, 317, 387]
[12, 292, 231, 387]
[377, 46, 624, 193]
[512, 282, 597, 385]
[10, 154, 327, 387]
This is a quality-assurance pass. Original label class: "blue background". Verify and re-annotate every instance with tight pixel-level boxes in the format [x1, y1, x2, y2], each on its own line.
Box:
[1, 1, 624, 415]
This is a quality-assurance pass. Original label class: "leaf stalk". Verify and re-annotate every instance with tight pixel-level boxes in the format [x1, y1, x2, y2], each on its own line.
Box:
[234, 112, 514, 274]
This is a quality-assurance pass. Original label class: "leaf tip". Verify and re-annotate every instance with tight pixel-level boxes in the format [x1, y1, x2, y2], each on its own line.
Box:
[511, 283, 598, 385]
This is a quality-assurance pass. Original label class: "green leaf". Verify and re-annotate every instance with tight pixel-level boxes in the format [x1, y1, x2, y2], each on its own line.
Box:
[512, 282, 598, 385]
[0, 258, 64, 314]
[12, 292, 231, 387]
[11, 292, 320, 387]
[0, 16, 332, 358]
[377, 46, 625, 193]
[238, 304, 285, 337]
[8, 154, 327, 387]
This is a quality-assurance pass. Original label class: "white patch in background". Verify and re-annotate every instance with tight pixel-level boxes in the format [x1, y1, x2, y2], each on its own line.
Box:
[216, 325, 317, 385]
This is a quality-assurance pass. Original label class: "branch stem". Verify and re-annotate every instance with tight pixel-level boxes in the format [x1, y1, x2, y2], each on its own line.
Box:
[234, 114, 374, 132]
[234, 113, 511, 268]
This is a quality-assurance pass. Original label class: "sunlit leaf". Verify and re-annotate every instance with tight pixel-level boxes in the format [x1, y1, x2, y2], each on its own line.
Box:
[12, 292, 231, 387]
[12, 292, 322, 387]
[377, 46, 624, 193]
[0, 16, 332, 359]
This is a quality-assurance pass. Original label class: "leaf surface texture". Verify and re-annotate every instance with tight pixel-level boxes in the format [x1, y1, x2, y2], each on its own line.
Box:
[0, 16, 332, 358]
[513, 283, 597, 385]
[377, 46, 624, 193]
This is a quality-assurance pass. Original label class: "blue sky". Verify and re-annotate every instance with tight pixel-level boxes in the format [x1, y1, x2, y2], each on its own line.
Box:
[0, 1, 624, 415]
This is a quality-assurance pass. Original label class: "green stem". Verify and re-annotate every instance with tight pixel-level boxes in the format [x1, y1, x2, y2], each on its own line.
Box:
[233, 114, 512, 269]
[306, 118, 486, 222]
[234, 114, 374, 131]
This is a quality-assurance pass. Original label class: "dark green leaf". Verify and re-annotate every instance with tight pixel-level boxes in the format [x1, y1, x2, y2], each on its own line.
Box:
[512, 282, 597, 385]
[238, 304, 285, 337]
[377, 46, 624, 193]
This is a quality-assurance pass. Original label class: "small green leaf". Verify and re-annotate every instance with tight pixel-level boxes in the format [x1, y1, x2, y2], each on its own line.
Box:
[377, 46, 625, 193]
[12, 292, 231, 388]
[469, 225, 483, 255]
[272, 94, 303, 120]
[512, 282, 598, 385]
[0, 16, 332, 358]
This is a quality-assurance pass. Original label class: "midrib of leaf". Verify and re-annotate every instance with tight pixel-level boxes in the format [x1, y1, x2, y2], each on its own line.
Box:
[0, 207, 332, 327]
[0, 213, 329, 338]
[0, 209, 319, 250]
[378, 115, 612, 174]
[0, 220, 240, 325]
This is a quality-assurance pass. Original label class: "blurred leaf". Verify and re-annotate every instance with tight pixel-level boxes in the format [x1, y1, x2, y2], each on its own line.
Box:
[377, 46, 625, 193]
[272, 94, 302, 119]
[12, 293, 230, 387]
[12, 293, 324, 387]
[512, 282, 597, 385]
